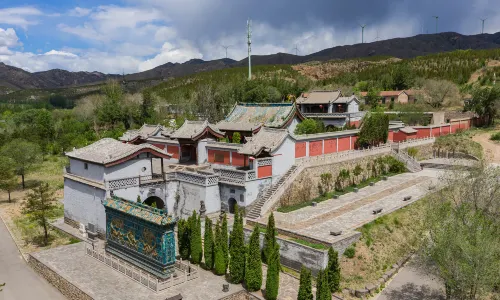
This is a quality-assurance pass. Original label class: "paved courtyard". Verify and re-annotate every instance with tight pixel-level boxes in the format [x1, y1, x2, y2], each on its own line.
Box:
[271, 169, 446, 243]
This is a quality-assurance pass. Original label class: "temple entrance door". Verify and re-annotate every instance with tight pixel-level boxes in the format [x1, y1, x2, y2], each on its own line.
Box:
[228, 198, 237, 214]
[144, 196, 165, 209]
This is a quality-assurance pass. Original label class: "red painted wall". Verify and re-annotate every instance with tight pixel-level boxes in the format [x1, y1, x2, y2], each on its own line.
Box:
[208, 149, 230, 165]
[407, 132, 417, 140]
[388, 130, 394, 142]
[309, 141, 323, 156]
[295, 142, 306, 158]
[393, 131, 407, 142]
[232, 152, 245, 167]
[451, 122, 460, 133]
[258, 165, 272, 178]
[431, 127, 440, 137]
[324, 139, 337, 154]
[152, 143, 165, 149]
[351, 136, 358, 150]
[166, 145, 179, 159]
[350, 121, 361, 128]
[338, 137, 351, 152]
[416, 128, 431, 139]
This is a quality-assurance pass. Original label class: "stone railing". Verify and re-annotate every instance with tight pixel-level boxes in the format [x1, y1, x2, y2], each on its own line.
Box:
[303, 111, 366, 118]
[260, 164, 304, 216]
[106, 174, 165, 190]
[296, 144, 392, 167]
[166, 170, 219, 187]
[213, 167, 258, 185]
[394, 137, 435, 150]
[391, 149, 422, 173]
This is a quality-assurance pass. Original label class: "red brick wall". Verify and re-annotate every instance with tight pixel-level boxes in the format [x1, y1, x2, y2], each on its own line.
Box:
[232, 152, 245, 167]
[208, 149, 230, 165]
[295, 142, 306, 158]
[167, 145, 179, 159]
[324, 139, 337, 154]
[258, 165, 272, 178]
[338, 137, 351, 152]
[309, 141, 323, 156]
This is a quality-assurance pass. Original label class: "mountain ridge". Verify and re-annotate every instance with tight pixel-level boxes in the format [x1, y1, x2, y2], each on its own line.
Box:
[1, 31, 500, 91]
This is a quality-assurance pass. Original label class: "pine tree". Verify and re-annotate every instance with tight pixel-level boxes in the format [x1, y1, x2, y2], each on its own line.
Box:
[214, 220, 226, 275]
[265, 243, 280, 300]
[22, 182, 57, 246]
[297, 267, 313, 300]
[190, 211, 203, 264]
[229, 207, 245, 283]
[204, 217, 214, 270]
[263, 212, 276, 264]
[327, 247, 341, 293]
[221, 213, 229, 272]
[316, 270, 332, 300]
[245, 226, 262, 292]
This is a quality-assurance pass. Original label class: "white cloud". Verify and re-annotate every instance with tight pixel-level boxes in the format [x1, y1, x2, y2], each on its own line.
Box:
[44, 50, 78, 58]
[0, 7, 42, 28]
[138, 41, 202, 71]
[68, 7, 91, 17]
[0, 28, 20, 48]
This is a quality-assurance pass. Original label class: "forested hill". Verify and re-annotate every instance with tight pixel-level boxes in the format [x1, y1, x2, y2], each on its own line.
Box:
[1, 31, 500, 91]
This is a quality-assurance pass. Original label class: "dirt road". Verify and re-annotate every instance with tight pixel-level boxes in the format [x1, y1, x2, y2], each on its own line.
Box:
[472, 132, 500, 163]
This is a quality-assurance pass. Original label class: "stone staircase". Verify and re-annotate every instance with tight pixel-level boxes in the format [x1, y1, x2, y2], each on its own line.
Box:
[391, 149, 422, 173]
[246, 165, 297, 219]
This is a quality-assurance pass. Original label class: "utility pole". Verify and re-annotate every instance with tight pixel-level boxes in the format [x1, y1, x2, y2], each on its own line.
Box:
[433, 16, 439, 34]
[359, 24, 367, 43]
[480, 18, 487, 34]
[293, 45, 299, 55]
[221, 45, 231, 58]
[247, 18, 252, 80]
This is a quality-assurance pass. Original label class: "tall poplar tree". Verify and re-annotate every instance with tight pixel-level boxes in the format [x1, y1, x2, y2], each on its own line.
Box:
[263, 212, 277, 264]
[297, 267, 313, 300]
[245, 226, 262, 292]
[229, 207, 245, 283]
[204, 217, 214, 270]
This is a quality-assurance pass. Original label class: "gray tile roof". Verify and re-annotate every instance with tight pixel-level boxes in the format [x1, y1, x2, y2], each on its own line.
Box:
[296, 90, 342, 104]
[66, 138, 170, 165]
[400, 127, 418, 134]
[334, 95, 360, 104]
[119, 124, 164, 142]
[238, 128, 289, 156]
[217, 103, 297, 132]
[171, 120, 223, 140]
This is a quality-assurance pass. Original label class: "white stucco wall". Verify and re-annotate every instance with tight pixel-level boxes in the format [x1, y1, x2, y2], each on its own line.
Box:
[348, 101, 359, 113]
[272, 136, 295, 178]
[245, 178, 272, 206]
[69, 158, 104, 182]
[197, 139, 209, 164]
[63, 178, 107, 234]
[219, 184, 246, 211]
[165, 181, 221, 219]
[287, 117, 301, 134]
[104, 156, 152, 181]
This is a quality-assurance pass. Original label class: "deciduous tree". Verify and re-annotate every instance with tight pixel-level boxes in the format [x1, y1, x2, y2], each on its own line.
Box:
[419, 79, 460, 108]
[0, 139, 41, 189]
[0, 156, 18, 202]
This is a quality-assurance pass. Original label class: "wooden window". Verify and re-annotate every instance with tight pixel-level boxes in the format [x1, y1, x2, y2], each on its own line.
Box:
[214, 153, 224, 163]
[84, 163, 88, 170]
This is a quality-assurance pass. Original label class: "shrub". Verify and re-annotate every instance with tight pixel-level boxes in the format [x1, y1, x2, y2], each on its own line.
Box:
[344, 246, 356, 258]
[232, 132, 241, 143]
[407, 147, 418, 158]
[490, 132, 500, 141]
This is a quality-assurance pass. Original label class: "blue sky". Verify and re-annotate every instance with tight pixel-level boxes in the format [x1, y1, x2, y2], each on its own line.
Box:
[0, 0, 498, 74]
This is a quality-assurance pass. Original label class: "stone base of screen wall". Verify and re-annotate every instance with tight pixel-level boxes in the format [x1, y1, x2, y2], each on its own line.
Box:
[28, 254, 93, 300]
[347, 252, 414, 298]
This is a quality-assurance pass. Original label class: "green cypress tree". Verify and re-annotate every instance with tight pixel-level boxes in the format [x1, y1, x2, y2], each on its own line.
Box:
[326, 247, 341, 293]
[265, 243, 280, 300]
[263, 212, 276, 264]
[245, 226, 262, 292]
[221, 213, 229, 272]
[190, 211, 203, 264]
[297, 267, 313, 300]
[204, 217, 214, 270]
[178, 219, 191, 260]
[214, 220, 226, 275]
[316, 270, 332, 300]
[229, 207, 246, 283]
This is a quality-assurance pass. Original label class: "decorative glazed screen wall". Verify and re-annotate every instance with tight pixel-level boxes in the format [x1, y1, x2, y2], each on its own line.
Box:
[103, 196, 177, 279]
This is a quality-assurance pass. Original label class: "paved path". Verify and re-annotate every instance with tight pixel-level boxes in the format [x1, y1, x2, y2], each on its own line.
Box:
[376, 256, 445, 300]
[0, 219, 66, 300]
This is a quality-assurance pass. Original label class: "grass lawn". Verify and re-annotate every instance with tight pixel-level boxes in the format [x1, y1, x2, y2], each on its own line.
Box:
[339, 195, 427, 291]
[277, 172, 400, 213]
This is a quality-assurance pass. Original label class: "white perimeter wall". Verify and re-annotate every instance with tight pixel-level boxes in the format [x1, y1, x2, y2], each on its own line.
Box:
[272, 136, 295, 179]
[104, 156, 152, 181]
[287, 117, 301, 135]
[64, 178, 106, 234]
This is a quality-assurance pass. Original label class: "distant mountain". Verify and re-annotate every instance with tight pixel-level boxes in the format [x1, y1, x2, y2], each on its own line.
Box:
[1, 31, 500, 91]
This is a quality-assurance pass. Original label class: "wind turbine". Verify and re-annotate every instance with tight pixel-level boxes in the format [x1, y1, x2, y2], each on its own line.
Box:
[359, 24, 367, 43]
[480, 18, 487, 34]
[432, 16, 439, 34]
[221, 45, 232, 58]
[373, 30, 381, 42]
[292, 45, 299, 56]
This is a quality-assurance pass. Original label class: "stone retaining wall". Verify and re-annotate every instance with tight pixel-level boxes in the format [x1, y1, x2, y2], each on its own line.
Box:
[218, 290, 262, 300]
[28, 254, 93, 300]
[406, 143, 434, 161]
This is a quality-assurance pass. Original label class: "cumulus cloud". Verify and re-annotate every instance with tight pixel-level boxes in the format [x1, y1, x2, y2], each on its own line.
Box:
[138, 41, 203, 71]
[68, 7, 92, 17]
[0, 6, 42, 28]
